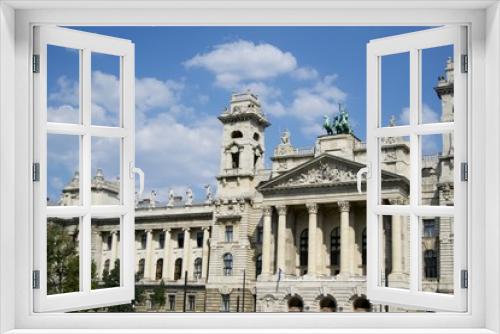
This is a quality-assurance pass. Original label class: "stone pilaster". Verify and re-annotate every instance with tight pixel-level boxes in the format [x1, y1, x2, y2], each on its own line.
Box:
[261, 206, 273, 277]
[338, 201, 351, 277]
[144, 229, 153, 280]
[202, 227, 210, 279]
[276, 205, 287, 275]
[162, 228, 171, 281]
[110, 230, 118, 270]
[306, 202, 318, 277]
[181, 227, 191, 279]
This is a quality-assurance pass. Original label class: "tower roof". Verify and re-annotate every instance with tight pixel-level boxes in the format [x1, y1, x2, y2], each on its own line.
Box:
[218, 91, 270, 128]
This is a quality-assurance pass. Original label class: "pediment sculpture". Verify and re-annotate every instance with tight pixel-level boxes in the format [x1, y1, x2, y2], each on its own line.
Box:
[275, 161, 357, 188]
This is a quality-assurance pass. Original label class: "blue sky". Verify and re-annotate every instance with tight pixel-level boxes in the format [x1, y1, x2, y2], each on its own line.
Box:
[46, 26, 452, 203]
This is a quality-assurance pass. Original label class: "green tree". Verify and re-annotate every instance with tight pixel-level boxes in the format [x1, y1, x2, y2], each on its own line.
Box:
[46, 221, 79, 294]
[151, 280, 166, 309]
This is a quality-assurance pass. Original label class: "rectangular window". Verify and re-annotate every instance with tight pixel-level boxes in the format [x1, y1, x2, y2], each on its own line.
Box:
[159, 231, 165, 249]
[196, 231, 203, 248]
[177, 232, 184, 249]
[256, 226, 263, 244]
[168, 295, 176, 311]
[188, 295, 196, 311]
[225, 225, 233, 243]
[221, 294, 230, 312]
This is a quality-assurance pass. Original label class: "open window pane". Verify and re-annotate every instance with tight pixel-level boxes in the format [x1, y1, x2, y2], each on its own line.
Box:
[421, 45, 454, 124]
[47, 216, 80, 295]
[367, 26, 466, 311]
[34, 25, 135, 313]
[379, 136, 410, 205]
[47, 134, 80, 206]
[420, 216, 454, 295]
[421, 133, 454, 206]
[92, 217, 121, 289]
[47, 45, 80, 124]
[91, 53, 121, 127]
[380, 52, 410, 127]
[379, 215, 410, 290]
[91, 137, 121, 205]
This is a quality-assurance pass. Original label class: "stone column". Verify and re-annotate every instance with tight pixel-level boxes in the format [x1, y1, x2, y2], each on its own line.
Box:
[306, 203, 318, 277]
[391, 214, 403, 274]
[144, 229, 153, 280]
[276, 205, 287, 275]
[181, 227, 191, 279]
[338, 201, 351, 276]
[261, 206, 273, 277]
[201, 227, 210, 279]
[162, 228, 171, 281]
[110, 230, 118, 270]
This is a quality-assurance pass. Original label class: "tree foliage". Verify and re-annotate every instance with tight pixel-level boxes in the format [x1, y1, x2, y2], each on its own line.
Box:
[47, 221, 79, 294]
[151, 280, 167, 308]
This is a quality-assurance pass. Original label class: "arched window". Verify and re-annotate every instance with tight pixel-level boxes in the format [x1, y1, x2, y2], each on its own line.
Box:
[231, 130, 243, 139]
[193, 258, 202, 279]
[319, 296, 337, 312]
[174, 258, 183, 280]
[256, 254, 262, 277]
[103, 259, 110, 277]
[288, 295, 304, 312]
[424, 250, 438, 278]
[300, 229, 308, 268]
[223, 253, 233, 276]
[155, 259, 163, 280]
[137, 258, 145, 279]
[330, 227, 340, 267]
[362, 228, 367, 267]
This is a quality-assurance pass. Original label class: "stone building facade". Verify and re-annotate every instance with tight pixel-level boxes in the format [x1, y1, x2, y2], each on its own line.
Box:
[52, 59, 455, 312]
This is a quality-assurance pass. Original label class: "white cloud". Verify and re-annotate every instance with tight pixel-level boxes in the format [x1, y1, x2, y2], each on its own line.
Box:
[48, 72, 220, 202]
[49, 76, 79, 106]
[135, 113, 221, 202]
[399, 104, 440, 125]
[292, 67, 319, 80]
[289, 75, 347, 134]
[184, 40, 297, 89]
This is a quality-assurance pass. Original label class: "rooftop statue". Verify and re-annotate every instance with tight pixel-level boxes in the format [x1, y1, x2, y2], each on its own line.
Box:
[323, 105, 353, 135]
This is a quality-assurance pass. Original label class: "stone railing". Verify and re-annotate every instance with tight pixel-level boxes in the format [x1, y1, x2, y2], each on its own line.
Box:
[274, 146, 314, 157]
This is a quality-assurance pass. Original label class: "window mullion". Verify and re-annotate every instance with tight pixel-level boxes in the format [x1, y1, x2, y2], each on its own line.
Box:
[409, 48, 420, 293]
[81, 47, 92, 293]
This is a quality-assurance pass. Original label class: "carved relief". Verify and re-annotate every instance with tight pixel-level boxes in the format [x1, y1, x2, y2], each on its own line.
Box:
[275, 161, 356, 188]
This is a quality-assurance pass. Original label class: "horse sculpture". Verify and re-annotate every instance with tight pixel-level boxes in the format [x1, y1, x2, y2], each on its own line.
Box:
[323, 108, 353, 136]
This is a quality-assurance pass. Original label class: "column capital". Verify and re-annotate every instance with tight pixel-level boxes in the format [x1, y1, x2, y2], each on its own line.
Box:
[262, 206, 272, 217]
[202, 226, 210, 231]
[110, 230, 118, 235]
[183, 227, 191, 232]
[338, 201, 351, 212]
[388, 198, 408, 206]
[306, 202, 318, 214]
[162, 228, 171, 233]
[276, 205, 287, 216]
[145, 228, 153, 234]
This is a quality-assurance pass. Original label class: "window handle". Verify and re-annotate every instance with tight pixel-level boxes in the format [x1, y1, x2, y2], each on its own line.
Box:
[130, 163, 145, 197]
[356, 165, 370, 194]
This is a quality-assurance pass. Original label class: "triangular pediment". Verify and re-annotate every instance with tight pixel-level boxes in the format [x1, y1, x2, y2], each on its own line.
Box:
[257, 153, 406, 193]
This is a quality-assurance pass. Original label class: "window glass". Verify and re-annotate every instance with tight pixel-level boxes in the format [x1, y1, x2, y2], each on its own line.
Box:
[47, 45, 80, 124]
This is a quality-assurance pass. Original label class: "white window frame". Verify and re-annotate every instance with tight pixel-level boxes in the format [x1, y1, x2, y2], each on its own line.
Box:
[0, 1, 498, 333]
[366, 25, 467, 312]
[32, 25, 136, 313]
